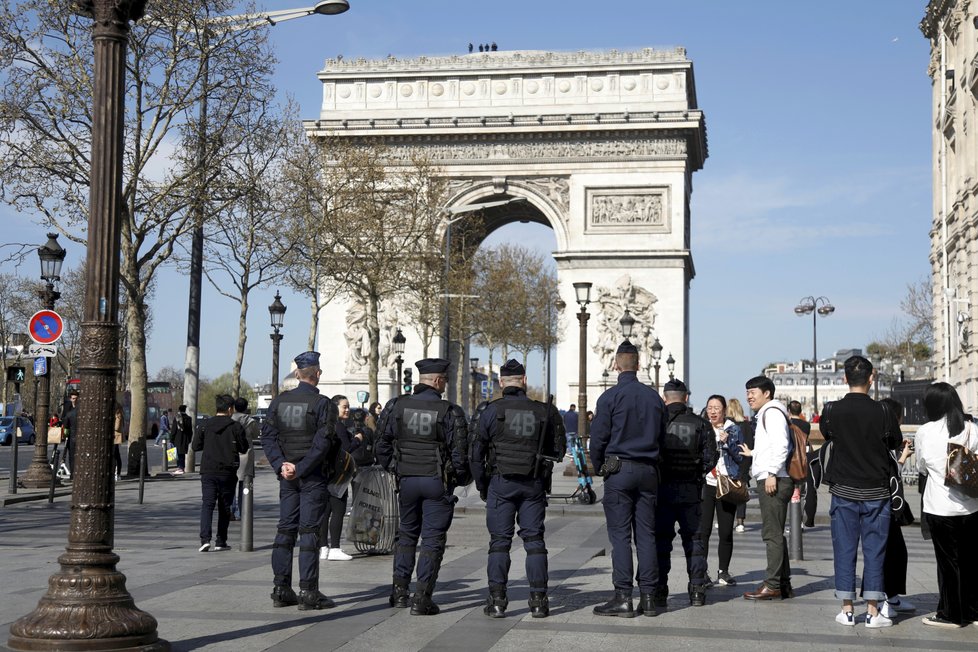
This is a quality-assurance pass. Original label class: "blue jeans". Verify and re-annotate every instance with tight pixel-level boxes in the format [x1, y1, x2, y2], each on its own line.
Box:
[830, 494, 890, 601]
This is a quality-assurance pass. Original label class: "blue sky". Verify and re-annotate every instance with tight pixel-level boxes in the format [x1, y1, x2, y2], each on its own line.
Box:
[2, 1, 934, 406]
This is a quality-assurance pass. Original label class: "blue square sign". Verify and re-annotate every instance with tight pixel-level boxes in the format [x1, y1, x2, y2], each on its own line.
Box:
[34, 356, 47, 377]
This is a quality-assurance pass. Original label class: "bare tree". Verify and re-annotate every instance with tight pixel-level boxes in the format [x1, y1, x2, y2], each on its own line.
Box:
[0, 0, 276, 442]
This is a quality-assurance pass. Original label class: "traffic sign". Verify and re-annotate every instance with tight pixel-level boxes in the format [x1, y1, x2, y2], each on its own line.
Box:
[28, 344, 57, 358]
[28, 310, 64, 345]
[6, 366, 26, 383]
[481, 380, 490, 398]
[34, 357, 47, 377]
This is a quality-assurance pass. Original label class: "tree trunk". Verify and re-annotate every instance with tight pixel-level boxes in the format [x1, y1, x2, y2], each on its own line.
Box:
[366, 292, 380, 402]
[232, 286, 248, 399]
[308, 293, 319, 351]
[125, 287, 149, 477]
[486, 345, 495, 401]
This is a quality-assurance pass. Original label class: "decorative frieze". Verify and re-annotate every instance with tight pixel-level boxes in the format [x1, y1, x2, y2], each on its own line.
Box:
[586, 187, 669, 232]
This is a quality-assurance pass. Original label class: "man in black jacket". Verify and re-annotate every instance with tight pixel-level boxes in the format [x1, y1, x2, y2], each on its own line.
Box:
[193, 394, 249, 553]
[820, 355, 901, 628]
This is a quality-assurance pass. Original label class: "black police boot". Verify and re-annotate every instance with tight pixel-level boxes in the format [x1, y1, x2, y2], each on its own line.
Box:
[483, 586, 508, 619]
[270, 585, 298, 608]
[689, 583, 706, 607]
[410, 584, 440, 616]
[593, 590, 636, 618]
[652, 585, 668, 608]
[297, 589, 336, 611]
[389, 581, 410, 608]
[636, 592, 657, 617]
[528, 592, 550, 618]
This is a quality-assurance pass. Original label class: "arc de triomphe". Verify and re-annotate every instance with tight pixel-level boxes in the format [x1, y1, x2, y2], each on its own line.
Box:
[304, 48, 707, 408]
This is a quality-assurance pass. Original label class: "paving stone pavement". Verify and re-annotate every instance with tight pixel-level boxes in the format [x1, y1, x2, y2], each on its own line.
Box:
[0, 463, 975, 651]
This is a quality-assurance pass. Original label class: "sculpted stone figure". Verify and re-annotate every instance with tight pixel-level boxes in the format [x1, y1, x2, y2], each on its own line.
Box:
[592, 276, 658, 373]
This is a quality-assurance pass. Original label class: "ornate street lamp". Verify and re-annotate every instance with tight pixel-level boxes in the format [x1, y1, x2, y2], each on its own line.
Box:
[651, 337, 663, 392]
[269, 292, 287, 399]
[573, 282, 592, 442]
[393, 327, 406, 397]
[794, 296, 835, 416]
[21, 234, 66, 489]
[602, 369, 610, 391]
[619, 309, 635, 340]
[666, 353, 676, 381]
[469, 356, 479, 412]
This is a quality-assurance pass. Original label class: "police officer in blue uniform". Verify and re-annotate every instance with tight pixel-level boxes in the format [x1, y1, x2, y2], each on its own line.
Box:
[654, 379, 716, 608]
[470, 359, 565, 619]
[260, 351, 338, 610]
[376, 358, 471, 615]
[589, 340, 667, 617]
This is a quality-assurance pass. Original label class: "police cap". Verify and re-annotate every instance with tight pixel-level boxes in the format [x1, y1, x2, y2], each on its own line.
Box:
[663, 378, 689, 394]
[499, 359, 525, 376]
[416, 358, 450, 375]
[294, 351, 321, 369]
[616, 339, 639, 355]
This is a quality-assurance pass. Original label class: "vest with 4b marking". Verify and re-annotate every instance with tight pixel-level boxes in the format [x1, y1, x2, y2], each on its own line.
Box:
[392, 398, 450, 477]
[660, 410, 708, 484]
[490, 397, 550, 476]
[274, 391, 326, 463]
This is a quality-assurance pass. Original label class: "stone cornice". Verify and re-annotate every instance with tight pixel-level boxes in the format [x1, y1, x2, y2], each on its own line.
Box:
[320, 48, 689, 76]
[920, 0, 971, 40]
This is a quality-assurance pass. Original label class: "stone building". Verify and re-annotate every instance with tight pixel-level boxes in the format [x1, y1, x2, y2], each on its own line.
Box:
[921, 1, 978, 407]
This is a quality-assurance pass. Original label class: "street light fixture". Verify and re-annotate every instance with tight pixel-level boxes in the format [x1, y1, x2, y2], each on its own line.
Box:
[469, 356, 479, 412]
[619, 309, 635, 340]
[602, 368, 610, 391]
[651, 337, 663, 392]
[573, 282, 592, 443]
[269, 291, 287, 399]
[666, 353, 676, 381]
[21, 234, 66, 490]
[794, 295, 835, 417]
[393, 327, 406, 397]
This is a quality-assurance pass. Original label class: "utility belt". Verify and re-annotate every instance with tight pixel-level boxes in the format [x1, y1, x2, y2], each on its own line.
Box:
[600, 455, 657, 478]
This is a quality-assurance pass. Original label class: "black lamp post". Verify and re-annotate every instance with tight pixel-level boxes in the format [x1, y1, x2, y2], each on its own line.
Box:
[651, 337, 663, 392]
[619, 308, 635, 340]
[21, 234, 66, 489]
[269, 292, 286, 399]
[393, 327, 406, 397]
[469, 356, 479, 412]
[574, 282, 592, 443]
[794, 296, 835, 417]
[601, 369, 609, 391]
[666, 353, 676, 381]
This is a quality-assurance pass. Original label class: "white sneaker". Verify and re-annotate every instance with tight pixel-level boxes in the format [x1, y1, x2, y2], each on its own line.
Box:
[880, 601, 896, 619]
[198, 542, 210, 552]
[866, 612, 893, 628]
[319, 546, 329, 561]
[735, 524, 745, 533]
[886, 597, 916, 613]
[327, 548, 353, 561]
[835, 610, 855, 626]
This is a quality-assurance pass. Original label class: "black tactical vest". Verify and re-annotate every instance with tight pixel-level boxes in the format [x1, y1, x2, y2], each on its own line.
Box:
[274, 391, 324, 463]
[392, 398, 450, 477]
[490, 397, 551, 476]
[660, 410, 707, 483]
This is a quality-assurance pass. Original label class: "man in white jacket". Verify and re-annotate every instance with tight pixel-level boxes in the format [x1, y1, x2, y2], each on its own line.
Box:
[741, 375, 793, 601]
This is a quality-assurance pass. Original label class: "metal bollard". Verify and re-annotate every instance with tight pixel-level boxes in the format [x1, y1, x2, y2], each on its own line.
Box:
[9, 430, 18, 494]
[789, 484, 804, 561]
[138, 450, 146, 505]
[48, 448, 60, 504]
[240, 475, 254, 552]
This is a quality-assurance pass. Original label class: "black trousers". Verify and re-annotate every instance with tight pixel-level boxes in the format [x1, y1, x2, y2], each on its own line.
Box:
[925, 511, 978, 625]
[700, 484, 737, 573]
[319, 490, 348, 549]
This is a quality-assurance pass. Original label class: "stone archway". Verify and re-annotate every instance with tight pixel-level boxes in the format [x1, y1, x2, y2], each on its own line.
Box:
[305, 48, 708, 408]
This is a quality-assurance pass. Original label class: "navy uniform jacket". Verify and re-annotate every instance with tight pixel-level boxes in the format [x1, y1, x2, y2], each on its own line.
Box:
[589, 371, 667, 472]
[375, 384, 471, 487]
[260, 381, 334, 479]
[470, 387, 566, 493]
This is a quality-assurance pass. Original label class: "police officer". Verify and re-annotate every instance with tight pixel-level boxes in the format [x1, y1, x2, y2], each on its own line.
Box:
[376, 358, 471, 615]
[654, 379, 716, 608]
[259, 351, 338, 610]
[470, 359, 565, 619]
[589, 340, 667, 617]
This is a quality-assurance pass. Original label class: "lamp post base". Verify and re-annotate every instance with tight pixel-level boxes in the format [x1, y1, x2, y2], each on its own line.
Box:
[8, 555, 168, 651]
[19, 462, 58, 489]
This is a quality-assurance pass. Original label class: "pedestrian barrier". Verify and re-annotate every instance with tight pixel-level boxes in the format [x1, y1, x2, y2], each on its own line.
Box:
[346, 466, 399, 554]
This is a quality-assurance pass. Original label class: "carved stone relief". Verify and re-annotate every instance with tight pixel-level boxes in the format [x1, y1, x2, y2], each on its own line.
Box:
[587, 188, 668, 231]
[381, 137, 686, 164]
[514, 177, 570, 216]
[591, 275, 658, 373]
[344, 299, 405, 374]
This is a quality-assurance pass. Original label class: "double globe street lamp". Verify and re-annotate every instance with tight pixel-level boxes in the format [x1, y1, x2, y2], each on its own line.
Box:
[794, 296, 835, 416]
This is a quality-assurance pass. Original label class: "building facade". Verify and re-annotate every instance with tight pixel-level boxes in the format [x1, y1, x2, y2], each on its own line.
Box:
[921, 1, 978, 409]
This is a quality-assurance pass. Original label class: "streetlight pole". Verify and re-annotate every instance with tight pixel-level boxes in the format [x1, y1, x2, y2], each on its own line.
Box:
[182, 0, 350, 468]
[269, 292, 287, 399]
[651, 337, 663, 392]
[8, 3, 165, 650]
[393, 327, 406, 398]
[794, 296, 835, 417]
[666, 353, 676, 381]
[574, 282, 592, 445]
[21, 234, 66, 489]
[470, 356, 480, 412]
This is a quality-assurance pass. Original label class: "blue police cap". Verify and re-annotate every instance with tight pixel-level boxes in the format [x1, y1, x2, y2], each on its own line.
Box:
[663, 378, 688, 394]
[294, 351, 321, 369]
[416, 358, 450, 374]
[616, 339, 639, 355]
[499, 359, 525, 376]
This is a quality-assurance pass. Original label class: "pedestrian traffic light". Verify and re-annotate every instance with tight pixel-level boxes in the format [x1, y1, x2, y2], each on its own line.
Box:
[403, 368, 413, 395]
[6, 366, 26, 383]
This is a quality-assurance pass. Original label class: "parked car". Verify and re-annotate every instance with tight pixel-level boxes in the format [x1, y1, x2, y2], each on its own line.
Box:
[0, 416, 36, 445]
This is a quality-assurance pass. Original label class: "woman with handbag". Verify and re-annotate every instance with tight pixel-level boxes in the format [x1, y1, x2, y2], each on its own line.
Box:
[915, 382, 978, 628]
[699, 395, 745, 587]
[319, 395, 363, 562]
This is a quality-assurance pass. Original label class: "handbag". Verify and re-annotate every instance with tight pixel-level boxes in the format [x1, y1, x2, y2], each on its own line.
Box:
[716, 473, 749, 504]
[945, 423, 978, 498]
